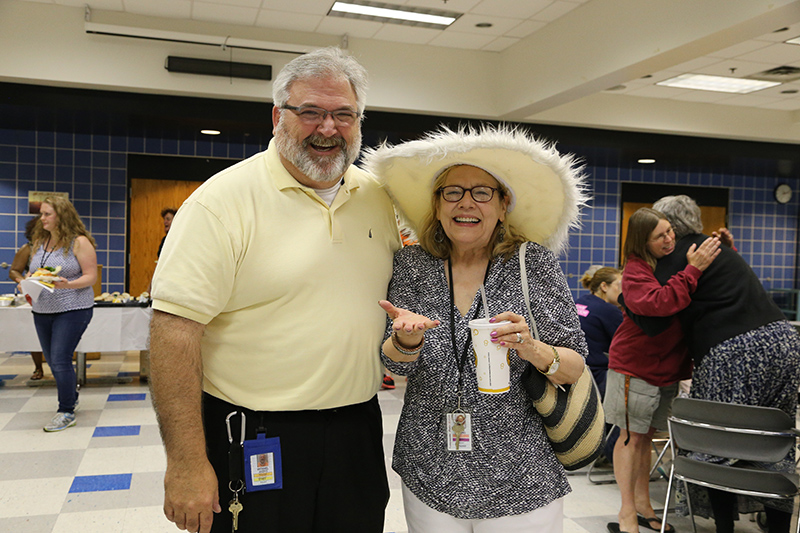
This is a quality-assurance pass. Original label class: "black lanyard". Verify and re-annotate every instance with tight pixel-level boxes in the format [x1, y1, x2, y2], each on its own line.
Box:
[447, 259, 492, 397]
[39, 237, 56, 269]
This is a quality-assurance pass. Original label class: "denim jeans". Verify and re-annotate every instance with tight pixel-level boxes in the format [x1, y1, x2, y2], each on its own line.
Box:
[33, 307, 93, 413]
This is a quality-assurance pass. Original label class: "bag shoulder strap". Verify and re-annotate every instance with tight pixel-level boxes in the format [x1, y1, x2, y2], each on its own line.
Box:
[519, 242, 541, 341]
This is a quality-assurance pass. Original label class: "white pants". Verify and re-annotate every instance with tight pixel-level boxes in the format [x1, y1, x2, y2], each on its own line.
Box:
[402, 483, 564, 533]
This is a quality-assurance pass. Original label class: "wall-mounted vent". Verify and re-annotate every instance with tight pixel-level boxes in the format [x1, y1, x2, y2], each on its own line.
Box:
[747, 65, 800, 83]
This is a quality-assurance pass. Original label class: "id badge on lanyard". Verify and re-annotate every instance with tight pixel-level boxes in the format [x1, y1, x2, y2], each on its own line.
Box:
[243, 433, 283, 492]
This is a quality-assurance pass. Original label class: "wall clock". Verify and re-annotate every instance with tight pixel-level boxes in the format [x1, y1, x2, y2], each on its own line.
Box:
[774, 184, 793, 204]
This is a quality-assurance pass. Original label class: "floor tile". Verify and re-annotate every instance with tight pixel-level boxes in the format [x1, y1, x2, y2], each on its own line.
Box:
[0, 514, 59, 533]
[0, 477, 74, 518]
[69, 473, 133, 493]
[52, 509, 124, 533]
[93, 425, 141, 438]
[0, 449, 84, 481]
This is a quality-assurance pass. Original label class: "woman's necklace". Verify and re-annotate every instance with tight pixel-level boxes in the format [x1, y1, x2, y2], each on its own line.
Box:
[39, 236, 57, 269]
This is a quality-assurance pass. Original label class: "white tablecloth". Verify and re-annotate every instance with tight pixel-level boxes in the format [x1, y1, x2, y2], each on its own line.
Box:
[0, 305, 152, 353]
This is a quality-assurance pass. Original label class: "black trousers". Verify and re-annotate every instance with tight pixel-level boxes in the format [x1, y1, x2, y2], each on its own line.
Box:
[203, 393, 390, 533]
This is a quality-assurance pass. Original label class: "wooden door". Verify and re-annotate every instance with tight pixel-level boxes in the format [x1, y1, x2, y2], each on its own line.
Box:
[129, 179, 203, 296]
[621, 202, 727, 261]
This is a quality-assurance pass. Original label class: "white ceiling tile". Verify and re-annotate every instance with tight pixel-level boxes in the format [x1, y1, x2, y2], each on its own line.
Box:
[625, 85, 691, 99]
[694, 59, 775, 78]
[754, 23, 800, 43]
[715, 94, 780, 107]
[758, 100, 800, 111]
[124, 0, 192, 19]
[58, 0, 124, 8]
[666, 56, 724, 74]
[531, 1, 581, 22]
[315, 17, 382, 39]
[736, 43, 800, 65]
[627, 71, 681, 86]
[448, 13, 523, 36]
[192, 2, 259, 25]
[197, 0, 262, 7]
[372, 24, 440, 45]
[482, 36, 519, 52]
[407, 0, 482, 12]
[505, 19, 546, 38]
[429, 30, 495, 50]
[255, 10, 323, 32]
[707, 40, 772, 60]
[669, 91, 736, 103]
[260, 0, 330, 16]
[470, 0, 553, 19]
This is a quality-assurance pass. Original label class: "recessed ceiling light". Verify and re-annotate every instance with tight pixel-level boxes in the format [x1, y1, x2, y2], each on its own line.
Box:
[329, 1, 459, 28]
[201, 129, 221, 136]
[657, 73, 780, 94]
[638, 159, 656, 164]
[787, 35, 800, 45]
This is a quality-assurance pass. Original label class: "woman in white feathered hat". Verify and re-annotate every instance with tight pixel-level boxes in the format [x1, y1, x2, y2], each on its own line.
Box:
[362, 124, 590, 531]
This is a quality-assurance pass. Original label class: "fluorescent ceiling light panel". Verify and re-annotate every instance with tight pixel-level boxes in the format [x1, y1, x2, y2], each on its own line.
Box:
[786, 36, 800, 45]
[657, 73, 780, 94]
[329, 1, 459, 28]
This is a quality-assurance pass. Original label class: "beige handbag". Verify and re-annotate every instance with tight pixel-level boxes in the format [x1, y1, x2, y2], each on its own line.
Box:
[518, 242, 605, 470]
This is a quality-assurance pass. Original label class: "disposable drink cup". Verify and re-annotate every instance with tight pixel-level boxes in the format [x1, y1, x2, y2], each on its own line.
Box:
[469, 318, 511, 394]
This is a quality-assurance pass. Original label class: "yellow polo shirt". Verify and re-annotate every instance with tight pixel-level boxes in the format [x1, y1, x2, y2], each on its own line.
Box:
[152, 140, 401, 411]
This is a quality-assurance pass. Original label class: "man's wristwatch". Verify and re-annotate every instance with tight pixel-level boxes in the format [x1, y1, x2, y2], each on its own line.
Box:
[539, 346, 561, 376]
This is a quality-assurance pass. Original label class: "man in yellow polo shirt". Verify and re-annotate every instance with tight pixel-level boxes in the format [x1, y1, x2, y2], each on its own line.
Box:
[149, 47, 401, 533]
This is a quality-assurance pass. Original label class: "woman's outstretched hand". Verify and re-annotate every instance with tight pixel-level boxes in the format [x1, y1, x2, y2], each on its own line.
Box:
[379, 300, 440, 359]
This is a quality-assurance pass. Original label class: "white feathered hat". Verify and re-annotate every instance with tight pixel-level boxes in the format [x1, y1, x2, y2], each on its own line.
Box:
[361, 124, 589, 254]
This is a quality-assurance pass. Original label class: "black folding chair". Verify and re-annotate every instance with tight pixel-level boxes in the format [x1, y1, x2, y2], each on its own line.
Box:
[661, 398, 800, 533]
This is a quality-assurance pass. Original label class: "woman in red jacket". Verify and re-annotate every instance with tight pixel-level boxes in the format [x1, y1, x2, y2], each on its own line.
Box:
[605, 208, 719, 533]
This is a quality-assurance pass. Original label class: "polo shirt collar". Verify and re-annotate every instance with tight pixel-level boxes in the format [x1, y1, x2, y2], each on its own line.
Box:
[266, 139, 360, 194]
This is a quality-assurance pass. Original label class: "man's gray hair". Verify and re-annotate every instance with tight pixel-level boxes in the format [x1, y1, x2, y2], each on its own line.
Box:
[652, 195, 703, 239]
[272, 47, 369, 114]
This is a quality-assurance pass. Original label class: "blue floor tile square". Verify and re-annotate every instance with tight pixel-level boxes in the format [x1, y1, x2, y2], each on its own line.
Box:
[93, 425, 141, 437]
[0, 375, 18, 380]
[117, 371, 140, 377]
[69, 473, 132, 493]
[108, 393, 147, 402]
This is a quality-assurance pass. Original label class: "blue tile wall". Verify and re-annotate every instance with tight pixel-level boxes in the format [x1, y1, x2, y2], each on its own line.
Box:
[0, 126, 797, 304]
[0, 128, 261, 294]
[566, 165, 799, 304]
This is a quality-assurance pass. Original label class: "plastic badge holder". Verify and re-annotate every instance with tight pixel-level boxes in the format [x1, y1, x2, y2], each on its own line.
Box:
[243, 433, 283, 492]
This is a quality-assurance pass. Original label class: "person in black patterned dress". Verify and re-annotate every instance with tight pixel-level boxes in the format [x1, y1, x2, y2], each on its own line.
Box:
[651, 195, 800, 533]
[27, 196, 97, 432]
[362, 125, 589, 532]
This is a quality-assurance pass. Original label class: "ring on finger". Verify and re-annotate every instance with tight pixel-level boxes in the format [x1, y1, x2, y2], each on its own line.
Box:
[516, 332, 523, 344]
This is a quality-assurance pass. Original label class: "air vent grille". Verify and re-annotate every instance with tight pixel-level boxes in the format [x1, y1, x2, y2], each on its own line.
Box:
[747, 65, 800, 83]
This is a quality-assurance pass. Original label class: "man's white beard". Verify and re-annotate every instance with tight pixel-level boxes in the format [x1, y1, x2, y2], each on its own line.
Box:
[274, 121, 362, 184]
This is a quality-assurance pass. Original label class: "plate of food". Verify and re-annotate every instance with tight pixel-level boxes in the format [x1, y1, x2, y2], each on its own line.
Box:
[29, 266, 62, 283]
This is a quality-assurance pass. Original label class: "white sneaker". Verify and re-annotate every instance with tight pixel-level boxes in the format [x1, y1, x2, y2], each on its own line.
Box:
[44, 412, 76, 432]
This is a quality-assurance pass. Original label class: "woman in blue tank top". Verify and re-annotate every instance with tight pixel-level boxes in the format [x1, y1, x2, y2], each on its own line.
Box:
[28, 196, 97, 432]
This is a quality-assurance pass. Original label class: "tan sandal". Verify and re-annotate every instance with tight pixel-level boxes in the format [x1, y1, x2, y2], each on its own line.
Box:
[31, 368, 43, 380]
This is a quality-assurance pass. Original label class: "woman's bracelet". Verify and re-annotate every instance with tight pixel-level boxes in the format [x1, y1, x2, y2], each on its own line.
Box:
[391, 332, 424, 356]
